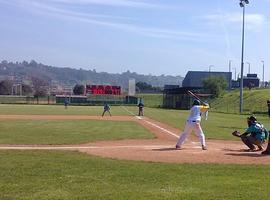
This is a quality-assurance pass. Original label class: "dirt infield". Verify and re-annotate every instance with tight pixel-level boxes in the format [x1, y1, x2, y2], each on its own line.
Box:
[0, 114, 270, 165]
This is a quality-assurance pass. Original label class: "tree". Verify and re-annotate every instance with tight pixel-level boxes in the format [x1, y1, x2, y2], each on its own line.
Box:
[22, 84, 33, 96]
[202, 76, 227, 97]
[31, 77, 48, 97]
[136, 82, 152, 91]
[73, 84, 85, 95]
[0, 80, 13, 95]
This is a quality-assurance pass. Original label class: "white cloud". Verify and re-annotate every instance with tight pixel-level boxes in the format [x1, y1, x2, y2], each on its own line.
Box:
[44, 0, 167, 9]
[2, 0, 218, 42]
[203, 13, 267, 31]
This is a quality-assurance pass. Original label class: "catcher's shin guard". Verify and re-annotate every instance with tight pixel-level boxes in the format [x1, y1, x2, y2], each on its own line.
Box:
[241, 136, 255, 150]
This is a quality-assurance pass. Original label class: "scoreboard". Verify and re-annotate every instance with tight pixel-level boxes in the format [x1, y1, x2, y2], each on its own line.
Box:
[86, 85, 121, 95]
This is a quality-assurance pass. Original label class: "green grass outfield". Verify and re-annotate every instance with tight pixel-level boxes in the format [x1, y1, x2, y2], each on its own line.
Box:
[0, 104, 131, 116]
[0, 151, 269, 200]
[0, 120, 154, 144]
[1, 104, 270, 140]
[136, 93, 163, 108]
[0, 104, 270, 200]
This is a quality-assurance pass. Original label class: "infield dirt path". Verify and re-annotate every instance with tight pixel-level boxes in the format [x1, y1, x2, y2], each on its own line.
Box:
[0, 114, 269, 165]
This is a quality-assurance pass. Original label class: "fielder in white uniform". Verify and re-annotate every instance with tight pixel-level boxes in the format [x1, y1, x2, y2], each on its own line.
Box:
[176, 99, 210, 150]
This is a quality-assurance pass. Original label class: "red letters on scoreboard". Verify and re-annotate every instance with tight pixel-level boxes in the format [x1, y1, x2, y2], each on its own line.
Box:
[86, 85, 121, 95]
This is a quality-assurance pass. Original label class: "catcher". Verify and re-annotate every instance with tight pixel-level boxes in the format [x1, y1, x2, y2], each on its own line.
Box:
[232, 116, 268, 151]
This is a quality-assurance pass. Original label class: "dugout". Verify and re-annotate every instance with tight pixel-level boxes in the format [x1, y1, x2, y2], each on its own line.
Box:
[163, 87, 210, 109]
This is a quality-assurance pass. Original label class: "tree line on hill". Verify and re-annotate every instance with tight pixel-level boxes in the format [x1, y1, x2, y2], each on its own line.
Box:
[0, 60, 183, 89]
[71, 77, 228, 97]
[0, 60, 228, 98]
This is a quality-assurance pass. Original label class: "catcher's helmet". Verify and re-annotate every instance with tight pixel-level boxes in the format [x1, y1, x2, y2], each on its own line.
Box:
[193, 99, 200, 106]
[247, 115, 257, 122]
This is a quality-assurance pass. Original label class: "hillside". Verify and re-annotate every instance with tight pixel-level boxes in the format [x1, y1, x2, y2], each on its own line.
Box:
[0, 60, 183, 88]
[209, 88, 270, 114]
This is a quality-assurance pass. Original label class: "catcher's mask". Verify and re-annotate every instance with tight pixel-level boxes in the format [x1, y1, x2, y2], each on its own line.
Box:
[193, 99, 200, 106]
[247, 115, 257, 126]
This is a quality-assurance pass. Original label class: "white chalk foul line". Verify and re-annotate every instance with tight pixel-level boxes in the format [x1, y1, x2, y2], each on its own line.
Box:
[121, 106, 136, 116]
[121, 106, 179, 138]
[143, 120, 179, 138]
[0, 145, 208, 150]
[0, 145, 172, 150]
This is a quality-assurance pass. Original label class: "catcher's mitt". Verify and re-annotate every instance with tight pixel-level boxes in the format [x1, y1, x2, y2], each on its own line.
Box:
[232, 130, 241, 137]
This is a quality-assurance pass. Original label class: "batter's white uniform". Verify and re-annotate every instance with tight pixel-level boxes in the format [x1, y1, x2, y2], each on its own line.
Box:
[176, 105, 209, 148]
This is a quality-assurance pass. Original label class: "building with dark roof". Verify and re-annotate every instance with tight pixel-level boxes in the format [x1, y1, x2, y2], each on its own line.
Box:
[243, 74, 260, 88]
[182, 71, 232, 89]
[231, 74, 260, 89]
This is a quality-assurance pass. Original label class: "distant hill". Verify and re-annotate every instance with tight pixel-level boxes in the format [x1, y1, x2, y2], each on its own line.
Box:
[0, 60, 183, 88]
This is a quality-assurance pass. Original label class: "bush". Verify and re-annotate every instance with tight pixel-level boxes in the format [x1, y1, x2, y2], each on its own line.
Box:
[202, 76, 227, 97]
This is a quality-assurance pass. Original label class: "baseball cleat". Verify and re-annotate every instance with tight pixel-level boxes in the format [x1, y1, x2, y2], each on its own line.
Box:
[175, 145, 181, 150]
[202, 145, 207, 150]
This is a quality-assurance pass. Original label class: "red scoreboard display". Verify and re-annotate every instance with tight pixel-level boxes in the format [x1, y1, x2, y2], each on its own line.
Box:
[86, 85, 121, 95]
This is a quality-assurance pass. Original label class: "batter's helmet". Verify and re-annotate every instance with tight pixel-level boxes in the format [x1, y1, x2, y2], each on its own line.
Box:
[193, 99, 200, 106]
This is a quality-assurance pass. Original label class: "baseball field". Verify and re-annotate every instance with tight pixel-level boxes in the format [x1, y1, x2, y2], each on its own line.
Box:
[0, 104, 270, 199]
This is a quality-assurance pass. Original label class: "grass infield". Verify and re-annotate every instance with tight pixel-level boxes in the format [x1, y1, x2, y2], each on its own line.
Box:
[0, 150, 269, 200]
[0, 120, 154, 144]
[1, 104, 270, 140]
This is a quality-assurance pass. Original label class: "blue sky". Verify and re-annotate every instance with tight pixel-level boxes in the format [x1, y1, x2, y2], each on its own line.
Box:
[0, 0, 269, 80]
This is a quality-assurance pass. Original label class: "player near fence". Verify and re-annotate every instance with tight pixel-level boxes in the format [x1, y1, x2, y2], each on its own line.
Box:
[176, 99, 210, 150]
[102, 103, 112, 117]
[267, 100, 270, 118]
[138, 100, 144, 116]
[64, 97, 69, 109]
[232, 116, 268, 151]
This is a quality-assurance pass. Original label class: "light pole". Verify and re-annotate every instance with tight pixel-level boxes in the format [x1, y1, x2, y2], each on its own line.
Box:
[262, 60, 265, 87]
[229, 60, 233, 89]
[209, 65, 214, 72]
[246, 62, 250, 74]
[239, 0, 249, 113]
[232, 68, 237, 80]
[229, 60, 232, 73]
